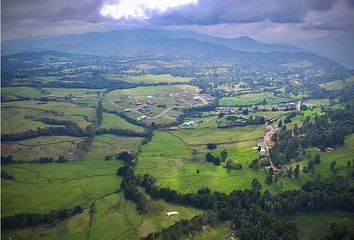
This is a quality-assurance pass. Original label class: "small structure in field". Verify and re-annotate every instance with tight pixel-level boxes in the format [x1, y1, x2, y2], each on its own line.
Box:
[166, 211, 179, 217]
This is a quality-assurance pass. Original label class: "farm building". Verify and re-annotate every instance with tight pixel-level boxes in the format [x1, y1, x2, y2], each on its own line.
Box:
[166, 211, 179, 217]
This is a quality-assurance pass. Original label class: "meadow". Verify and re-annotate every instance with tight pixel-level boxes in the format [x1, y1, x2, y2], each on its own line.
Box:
[219, 92, 292, 106]
[135, 127, 302, 194]
[120, 74, 190, 84]
[283, 210, 354, 240]
[320, 76, 354, 90]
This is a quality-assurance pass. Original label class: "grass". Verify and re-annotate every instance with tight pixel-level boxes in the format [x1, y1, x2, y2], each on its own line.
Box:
[2, 209, 90, 240]
[90, 192, 202, 239]
[285, 134, 354, 180]
[2, 100, 96, 129]
[320, 76, 354, 90]
[1, 106, 55, 134]
[1, 159, 123, 216]
[100, 112, 145, 132]
[282, 210, 354, 240]
[120, 74, 190, 84]
[219, 92, 292, 106]
[1, 86, 43, 100]
[181, 224, 229, 240]
[85, 134, 144, 161]
[1, 136, 84, 160]
[136, 129, 280, 193]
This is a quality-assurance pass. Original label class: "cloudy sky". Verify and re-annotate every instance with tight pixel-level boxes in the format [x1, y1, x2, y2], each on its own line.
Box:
[2, 0, 354, 43]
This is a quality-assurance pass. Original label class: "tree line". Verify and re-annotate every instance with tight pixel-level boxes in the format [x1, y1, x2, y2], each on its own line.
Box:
[1, 155, 69, 165]
[115, 147, 353, 240]
[270, 106, 354, 166]
[2, 205, 83, 228]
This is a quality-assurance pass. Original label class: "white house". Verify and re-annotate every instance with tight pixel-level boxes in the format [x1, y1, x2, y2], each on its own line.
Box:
[166, 211, 179, 217]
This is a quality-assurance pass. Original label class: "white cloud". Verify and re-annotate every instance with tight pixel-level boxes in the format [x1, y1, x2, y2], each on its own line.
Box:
[100, 0, 198, 20]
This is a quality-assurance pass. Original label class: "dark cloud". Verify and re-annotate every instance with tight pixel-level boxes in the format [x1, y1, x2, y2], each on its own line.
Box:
[1, 0, 353, 41]
[143, 0, 338, 25]
[1, 0, 102, 23]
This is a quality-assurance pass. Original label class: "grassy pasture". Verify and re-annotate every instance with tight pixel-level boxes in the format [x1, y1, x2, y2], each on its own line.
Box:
[90, 192, 202, 239]
[220, 92, 292, 106]
[2, 100, 96, 129]
[1, 136, 83, 161]
[100, 112, 145, 132]
[181, 224, 229, 240]
[85, 134, 144, 161]
[136, 129, 276, 193]
[170, 125, 264, 146]
[283, 210, 354, 240]
[320, 76, 354, 90]
[2, 209, 90, 240]
[285, 134, 354, 180]
[1, 106, 55, 134]
[1, 86, 43, 100]
[121, 74, 190, 84]
[1, 160, 122, 216]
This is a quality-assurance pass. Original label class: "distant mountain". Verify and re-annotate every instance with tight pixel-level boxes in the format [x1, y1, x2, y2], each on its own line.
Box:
[294, 35, 354, 69]
[1, 29, 346, 72]
[2, 29, 306, 55]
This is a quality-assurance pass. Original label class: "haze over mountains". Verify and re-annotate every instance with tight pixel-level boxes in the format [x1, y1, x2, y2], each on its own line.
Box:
[1, 29, 349, 70]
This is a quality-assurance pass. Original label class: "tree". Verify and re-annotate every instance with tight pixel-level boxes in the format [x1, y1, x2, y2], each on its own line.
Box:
[293, 124, 299, 136]
[251, 178, 262, 191]
[205, 153, 214, 163]
[207, 143, 217, 150]
[213, 157, 221, 166]
[105, 155, 112, 161]
[287, 167, 293, 177]
[294, 164, 300, 178]
[313, 154, 321, 164]
[347, 161, 351, 168]
[249, 159, 259, 169]
[265, 175, 273, 185]
[220, 149, 228, 161]
[278, 119, 283, 127]
[330, 160, 337, 174]
[307, 159, 315, 173]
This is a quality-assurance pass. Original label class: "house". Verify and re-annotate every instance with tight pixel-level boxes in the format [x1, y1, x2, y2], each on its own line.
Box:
[166, 211, 179, 217]
[137, 115, 147, 121]
[124, 108, 131, 112]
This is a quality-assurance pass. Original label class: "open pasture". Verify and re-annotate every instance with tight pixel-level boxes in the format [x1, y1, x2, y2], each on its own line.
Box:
[2, 209, 90, 240]
[85, 134, 144, 161]
[136, 129, 277, 193]
[283, 210, 354, 240]
[219, 92, 292, 106]
[90, 192, 202, 239]
[120, 74, 190, 84]
[100, 112, 145, 132]
[320, 76, 354, 90]
[1, 159, 122, 216]
[1, 136, 84, 161]
[2, 100, 96, 129]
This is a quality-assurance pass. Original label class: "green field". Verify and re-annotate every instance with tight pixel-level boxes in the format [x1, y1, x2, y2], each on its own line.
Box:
[120, 74, 190, 84]
[1, 160, 122, 216]
[2, 101, 96, 130]
[283, 210, 354, 240]
[181, 224, 229, 240]
[219, 92, 292, 106]
[1, 136, 84, 160]
[320, 76, 354, 90]
[285, 134, 354, 180]
[100, 112, 145, 132]
[1, 86, 43, 100]
[90, 192, 202, 239]
[136, 127, 294, 193]
[85, 134, 144, 160]
[2, 209, 90, 240]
